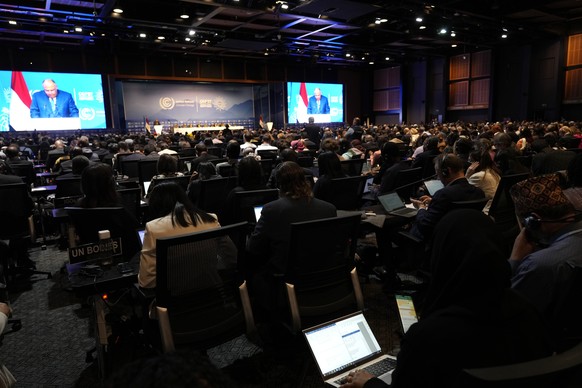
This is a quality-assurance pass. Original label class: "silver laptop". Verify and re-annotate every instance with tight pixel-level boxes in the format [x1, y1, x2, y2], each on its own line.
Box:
[378, 192, 418, 218]
[303, 311, 397, 387]
[395, 294, 418, 334]
[424, 179, 444, 196]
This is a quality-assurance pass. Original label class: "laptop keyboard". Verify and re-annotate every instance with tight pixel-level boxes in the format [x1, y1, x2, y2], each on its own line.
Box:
[334, 358, 396, 385]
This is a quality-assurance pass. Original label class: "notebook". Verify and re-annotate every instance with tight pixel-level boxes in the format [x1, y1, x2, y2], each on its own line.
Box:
[303, 311, 397, 387]
[395, 294, 418, 334]
[378, 192, 418, 218]
[424, 179, 444, 196]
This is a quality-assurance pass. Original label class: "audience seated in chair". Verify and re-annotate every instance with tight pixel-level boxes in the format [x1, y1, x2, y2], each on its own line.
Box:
[223, 156, 266, 225]
[313, 151, 348, 204]
[138, 181, 236, 289]
[247, 161, 336, 315]
[509, 174, 582, 346]
[341, 210, 553, 388]
[465, 148, 501, 214]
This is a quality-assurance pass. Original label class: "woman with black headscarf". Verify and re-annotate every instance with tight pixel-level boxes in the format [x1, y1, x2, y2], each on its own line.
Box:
[341, 209, 552, 388]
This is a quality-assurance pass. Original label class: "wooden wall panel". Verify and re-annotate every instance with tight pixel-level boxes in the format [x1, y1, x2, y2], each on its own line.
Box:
[565, 68, 582, 100]
[373, 90, 388, 111]
[374, 68, 389, 89]
[388, 89, 401, 110]
[567, 34, 582, 66]
[449, 81, 468, 106]
[388, 67, 400, 88]
[449, 55, 470, 80]
[471, 50, 491, 78]
[471, 78, 490, 105]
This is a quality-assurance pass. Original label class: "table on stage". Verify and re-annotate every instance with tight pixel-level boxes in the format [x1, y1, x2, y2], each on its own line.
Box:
[172, 125, 244, 134]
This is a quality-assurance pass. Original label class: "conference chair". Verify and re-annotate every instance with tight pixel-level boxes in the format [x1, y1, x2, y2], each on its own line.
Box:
[114, 153, 133, 176]
[154, 222, 256, 353]
[340, 158, 366, 176]
[55, 177, 82, 199]
[256, 149, 278, 160]
[283, 214, 364, 332]
[121, 159, 140, 179]
[326, 175, 367, 210]
[137, 159, 158, 193]
[116, 187, 143, 224]
[209, 158, 227, 166]
[149, 175, 190, 193]
[549, 264, 582, 352]
[206, 147, 224, 158]
[391, 167, 423, 200]
[488, 172, 531, 252]
[217, 163, 237, 177]
[258, 159, 274, 184]
[7, 162, 35, 186]
[178, 148, 196, 157]
[461, 341, 582, 388]
[195, 176, 238, 222]
[65, 207, 141, 262]
[0, 183, 51, 283]
[231, 188, 279, 226]
[297, 155, 314, 168]
[451, 198, 489, 212]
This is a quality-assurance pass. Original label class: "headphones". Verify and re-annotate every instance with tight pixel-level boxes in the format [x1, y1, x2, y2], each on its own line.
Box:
[439, 153, 449, 177]
[523, 212, 582, 230]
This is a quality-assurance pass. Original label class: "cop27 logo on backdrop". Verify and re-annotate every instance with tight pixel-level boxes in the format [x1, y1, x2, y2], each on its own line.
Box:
[80, 107, 95, 121]
[159, 97, 175, 110]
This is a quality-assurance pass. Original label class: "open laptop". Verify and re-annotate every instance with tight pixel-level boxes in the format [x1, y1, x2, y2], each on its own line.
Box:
[303, 311, 397, 387]
[424, 179, 444, 196]
[377, 192, 418, 218]
[395, 294, 418, 334]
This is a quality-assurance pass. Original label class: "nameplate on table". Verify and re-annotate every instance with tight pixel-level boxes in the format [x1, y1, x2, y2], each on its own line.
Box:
[68, 237, 123, 264]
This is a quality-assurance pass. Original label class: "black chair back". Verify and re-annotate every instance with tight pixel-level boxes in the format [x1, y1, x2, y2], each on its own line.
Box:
[232, 189, 279, 225]
[257, 149, 278, 160]
[207, 147, 224, 158]
[155, 222, 254, 350]
[121, 160, 140, 178]
[391, 167, 423, 199]
[489, 172, 531, 228]
[55, 177, 82, 199]
[340, 158, 365, 176]
[327, 176, 367, 210]
[196, 176, 238, 220]
[65, 207, 141, 261]
[138, 159, 159, 191]
[451, 198, 489, 212]
[0, 183, 31, 240]
[8, 163, 35, 186]
[285, 214, 363, 330]
[150, 175, 190, 192]
[117, 187, 142, 223]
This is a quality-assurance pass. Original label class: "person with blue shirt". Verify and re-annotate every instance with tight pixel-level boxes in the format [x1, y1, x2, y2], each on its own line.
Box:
[30, 79, 79, 118]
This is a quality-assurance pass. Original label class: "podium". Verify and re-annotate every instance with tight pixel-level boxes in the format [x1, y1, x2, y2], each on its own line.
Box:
[30, 117, 82, 131]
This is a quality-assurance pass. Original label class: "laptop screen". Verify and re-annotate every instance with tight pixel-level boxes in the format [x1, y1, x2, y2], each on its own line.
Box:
[303, 312, 383, 378]
[424, 179, 444, 196]
[363, 176, 374, 194]
[378, 192, 405, 212]
[253, 206, 263, 222]
[137, 229, 146, 246]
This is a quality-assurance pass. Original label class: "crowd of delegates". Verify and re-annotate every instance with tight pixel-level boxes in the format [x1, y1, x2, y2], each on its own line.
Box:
[1, 118, 582, 385]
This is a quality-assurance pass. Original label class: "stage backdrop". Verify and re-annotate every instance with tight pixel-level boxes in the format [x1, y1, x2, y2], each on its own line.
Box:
[122, 81, 254, 130]
[0, 70, 106, 131]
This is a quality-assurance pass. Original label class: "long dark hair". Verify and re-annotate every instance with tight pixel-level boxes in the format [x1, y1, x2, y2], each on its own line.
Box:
[79, 163, 120, 208]
[317, 151, 345, 178]
[148, 181, 215, 227]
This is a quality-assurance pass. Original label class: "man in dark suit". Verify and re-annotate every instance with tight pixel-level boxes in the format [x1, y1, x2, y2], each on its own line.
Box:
[410, 153, 485, 241]
[304, 117, 322, 149]
[190, 144, 219, 172]
[307, 87, 330, 114]
[248, 161, 336, 274]
[30, 79, 79, 118]
[412, 136, 440, 178]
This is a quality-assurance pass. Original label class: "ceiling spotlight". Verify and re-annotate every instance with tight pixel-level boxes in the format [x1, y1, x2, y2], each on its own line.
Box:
[501, 33, 508, 39]
[450, 31, 456, 37]
[375, 17, 387, 24]
[345, 53, 351, 57]
[439, 28, 447, 34]
[185, 37, 191, 41]
[63, 30, 69, 34]
[113, 8, 123, 14]
[415, 17, 423, 22]
[385, 57, 390, 60]
[157, 36, 165, 40]
[8, 20, 17, 25]
[419, 25, 426, 30]
[180, 14, 190, 19]
[189, 29, 196, 36]
[369, 61, 375, 65]
[74, 26, 83, 32]
[276, 1, 289, 10]
[139, 33, 146, 38]
[451, 44, 457, 47]
[264, 52, 269, 56]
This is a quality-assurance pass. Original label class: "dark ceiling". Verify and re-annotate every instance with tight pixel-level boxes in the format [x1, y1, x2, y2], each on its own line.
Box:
[1, 0, 582, 67]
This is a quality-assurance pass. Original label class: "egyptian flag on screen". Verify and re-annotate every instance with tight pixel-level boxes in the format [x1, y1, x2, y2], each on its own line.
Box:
[297, 82, 309, 124]
[9, 71, 32, 131]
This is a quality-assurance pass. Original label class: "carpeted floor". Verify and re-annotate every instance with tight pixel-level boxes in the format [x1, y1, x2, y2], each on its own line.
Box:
[2, 238, 406, 387]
